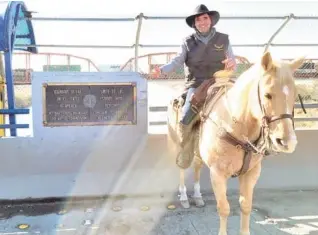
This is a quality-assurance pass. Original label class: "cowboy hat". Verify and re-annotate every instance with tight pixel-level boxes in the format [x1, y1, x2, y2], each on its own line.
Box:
[185, 4, 220, 28]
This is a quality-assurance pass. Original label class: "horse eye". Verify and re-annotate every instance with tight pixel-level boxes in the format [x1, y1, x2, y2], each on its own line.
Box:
[265, 93, 272, 99]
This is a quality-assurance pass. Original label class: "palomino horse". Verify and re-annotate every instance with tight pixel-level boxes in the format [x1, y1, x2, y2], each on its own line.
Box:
[167, 51, 305, 235]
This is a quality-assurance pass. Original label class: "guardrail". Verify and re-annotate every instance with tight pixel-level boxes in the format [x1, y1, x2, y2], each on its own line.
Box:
[20, 13, 318, 72]
[3, 13, 317, 136]
[148, 103, 318, 126]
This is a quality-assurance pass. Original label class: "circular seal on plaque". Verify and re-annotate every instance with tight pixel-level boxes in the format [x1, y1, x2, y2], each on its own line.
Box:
[83, 94, 97, 108]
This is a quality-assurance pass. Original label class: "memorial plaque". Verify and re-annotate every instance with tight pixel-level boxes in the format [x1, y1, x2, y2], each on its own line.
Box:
[42, 82, 137, 126]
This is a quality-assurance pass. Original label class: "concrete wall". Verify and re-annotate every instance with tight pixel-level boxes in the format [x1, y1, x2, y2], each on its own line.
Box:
[0, 75, 316, 200]
[0, 72, 148, 200]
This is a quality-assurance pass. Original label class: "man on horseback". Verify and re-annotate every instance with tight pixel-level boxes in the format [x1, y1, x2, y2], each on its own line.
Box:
[153, 4, 237, 169]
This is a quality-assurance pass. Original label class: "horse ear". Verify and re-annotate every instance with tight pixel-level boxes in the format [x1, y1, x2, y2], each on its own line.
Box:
[289, 56, 306, 71]
[261, 51, 273, 72]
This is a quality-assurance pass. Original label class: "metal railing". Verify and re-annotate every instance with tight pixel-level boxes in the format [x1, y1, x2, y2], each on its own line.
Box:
[17, 13, 318, 72]
[2, 13, 316, 135]
[148, 103, 318, 127]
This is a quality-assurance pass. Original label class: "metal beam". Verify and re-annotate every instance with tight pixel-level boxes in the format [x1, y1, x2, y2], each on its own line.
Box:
[0, 124, 29, 129]
[134, 13, 144, 72]
[28, 15, 318, 22]
[30, 17, 136, 22]
[15, 43, 318, 49]
[295, 103, 318, 109]
[0, 109, 30, 114]
[15, 44, 134, 49]
[149, 104, 318, 112]
[264, 14, 294, 52]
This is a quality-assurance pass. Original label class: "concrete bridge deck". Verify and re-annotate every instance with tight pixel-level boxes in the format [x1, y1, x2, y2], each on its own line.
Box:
[0, 189, 317, 235]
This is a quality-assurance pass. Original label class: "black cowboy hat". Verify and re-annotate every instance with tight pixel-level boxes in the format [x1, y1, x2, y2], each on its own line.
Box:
[185, 4, 220, 28]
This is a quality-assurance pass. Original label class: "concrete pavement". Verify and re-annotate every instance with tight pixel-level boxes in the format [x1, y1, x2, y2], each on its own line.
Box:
[0, 189, 317, 235]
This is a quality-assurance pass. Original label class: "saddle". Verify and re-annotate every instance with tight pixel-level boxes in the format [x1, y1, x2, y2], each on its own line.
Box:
[168, 74, 235, 167]
[171, 76, 234, 119]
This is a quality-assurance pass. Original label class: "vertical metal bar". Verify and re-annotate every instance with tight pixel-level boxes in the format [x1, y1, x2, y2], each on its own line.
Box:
[2, 3, 23, 136]
[27, 53, 30, 69]
[134, 13, 144, 72]
[4, 51, 16, 136]
[264, 13, 294, 53]
[47, 54, 51, 66]
[148, 55, 151, 73]
[0, 53, 5, 137]
[67, 55, 70, 70]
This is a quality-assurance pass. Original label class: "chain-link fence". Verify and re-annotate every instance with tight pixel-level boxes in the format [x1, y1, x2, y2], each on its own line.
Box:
[2, 52, 317, 129]
[121, 53, 252, 79]
[1, 51, 101, 109]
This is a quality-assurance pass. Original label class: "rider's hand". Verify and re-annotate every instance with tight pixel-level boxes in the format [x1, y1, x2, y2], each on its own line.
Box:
[222, 57, 236, 71]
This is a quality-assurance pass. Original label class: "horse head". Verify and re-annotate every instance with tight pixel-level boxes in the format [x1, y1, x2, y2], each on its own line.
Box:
[251, 51, 305, 154]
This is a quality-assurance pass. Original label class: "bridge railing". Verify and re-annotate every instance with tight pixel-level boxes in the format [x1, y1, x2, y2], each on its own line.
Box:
[19, 14, 318, 72]
[1, 13, 318, 136]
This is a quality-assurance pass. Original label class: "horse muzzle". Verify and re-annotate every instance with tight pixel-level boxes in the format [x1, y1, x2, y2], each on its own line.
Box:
[271, 134, 298, 153]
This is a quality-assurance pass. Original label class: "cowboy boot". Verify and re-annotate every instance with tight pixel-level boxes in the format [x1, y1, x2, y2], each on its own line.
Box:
[175, 121, 196, 169]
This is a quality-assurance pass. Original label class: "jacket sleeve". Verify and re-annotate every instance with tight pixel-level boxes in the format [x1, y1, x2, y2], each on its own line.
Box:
[159, 43, 187, 74]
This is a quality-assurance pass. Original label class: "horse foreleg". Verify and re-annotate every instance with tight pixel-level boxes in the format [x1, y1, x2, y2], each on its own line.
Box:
[179, 169, 190, 208]
[211, 170, 230, 235]
[238, 162, 261, 235]
[193, 156, 205, 207]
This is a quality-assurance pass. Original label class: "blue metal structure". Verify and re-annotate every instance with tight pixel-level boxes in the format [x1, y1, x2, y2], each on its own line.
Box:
[0, 1, 37, 136]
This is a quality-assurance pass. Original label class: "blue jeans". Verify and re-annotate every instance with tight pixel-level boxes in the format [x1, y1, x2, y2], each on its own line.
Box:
[180, 88, 197, 125]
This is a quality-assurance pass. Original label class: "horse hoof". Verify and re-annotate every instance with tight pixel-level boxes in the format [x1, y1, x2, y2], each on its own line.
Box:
[180, 200, 190, 209]
[193, 197, 205, 207]
[240, 232, 250, 235]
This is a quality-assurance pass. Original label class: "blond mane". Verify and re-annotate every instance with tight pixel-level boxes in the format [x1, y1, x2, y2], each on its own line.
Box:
[227, 56, 302, 115]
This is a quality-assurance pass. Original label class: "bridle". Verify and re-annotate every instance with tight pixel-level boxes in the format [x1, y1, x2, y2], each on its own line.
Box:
[256, 78, 295, 153]
[201, 71, 303, 177]
[257, 80, 295, 130]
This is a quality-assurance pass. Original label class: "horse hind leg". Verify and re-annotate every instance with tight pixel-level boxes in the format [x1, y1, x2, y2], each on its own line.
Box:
[192, 130, 205, 207]
[178, 151, 205, 209]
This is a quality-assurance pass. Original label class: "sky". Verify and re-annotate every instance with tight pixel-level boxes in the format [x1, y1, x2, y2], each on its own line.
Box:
[11, 0, 318, 72]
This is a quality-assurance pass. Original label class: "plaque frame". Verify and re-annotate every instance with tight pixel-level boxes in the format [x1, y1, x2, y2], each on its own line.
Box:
[42, 82, 137, 127]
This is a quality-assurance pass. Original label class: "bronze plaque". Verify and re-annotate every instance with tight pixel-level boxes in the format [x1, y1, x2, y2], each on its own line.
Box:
[42, 82, 137, 126]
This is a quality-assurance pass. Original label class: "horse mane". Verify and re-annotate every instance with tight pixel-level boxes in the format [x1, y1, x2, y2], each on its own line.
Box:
[224, 63, 261, 115]
[233, 57, 295, 90]
[226, 57, 298, 117]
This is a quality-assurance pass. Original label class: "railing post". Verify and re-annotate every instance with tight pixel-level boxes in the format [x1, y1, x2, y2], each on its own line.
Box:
[0, 53, 5, 137]
[264, 13, 294, 53]
[134, 13, 144, 72]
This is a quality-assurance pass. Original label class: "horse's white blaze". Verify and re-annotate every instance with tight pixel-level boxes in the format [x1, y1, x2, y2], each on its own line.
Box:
[282, 85, 291, 114]
[278, 85, 297, 152]
[282, 85, 289, 96]
[282, 85, 295, 138]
